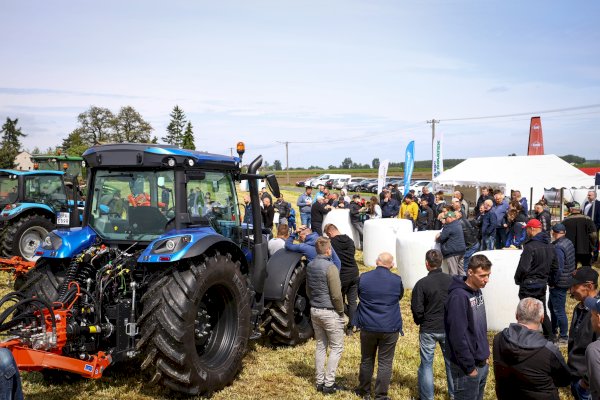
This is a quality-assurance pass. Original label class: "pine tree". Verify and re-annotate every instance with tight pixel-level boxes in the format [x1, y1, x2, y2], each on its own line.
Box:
[181, 122, 196, 150]
[162, 105, 187, 147]
[0, 118, 27, 168]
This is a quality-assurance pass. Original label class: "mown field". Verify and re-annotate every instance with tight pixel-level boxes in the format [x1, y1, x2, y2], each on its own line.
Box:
[0, 187, 589, 399]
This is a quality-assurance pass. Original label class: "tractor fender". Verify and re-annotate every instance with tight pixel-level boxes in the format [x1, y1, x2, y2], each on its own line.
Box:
[263, 250, 304, 302]
[0, 203, 56, 223]
[181, 235, 249, 274]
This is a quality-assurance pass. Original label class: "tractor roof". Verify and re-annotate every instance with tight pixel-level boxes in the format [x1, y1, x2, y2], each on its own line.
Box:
[82, 143, 241, 169]
[0, 169, 64, 176]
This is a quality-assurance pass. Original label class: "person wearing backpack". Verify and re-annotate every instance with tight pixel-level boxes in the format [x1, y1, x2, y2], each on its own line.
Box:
[457, 210, 480, 274]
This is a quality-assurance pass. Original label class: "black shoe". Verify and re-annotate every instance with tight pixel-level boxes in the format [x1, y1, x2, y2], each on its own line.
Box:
[316, 383, 324, 392]
[322, 383, 347, 394]
[353, 388, 371, 399]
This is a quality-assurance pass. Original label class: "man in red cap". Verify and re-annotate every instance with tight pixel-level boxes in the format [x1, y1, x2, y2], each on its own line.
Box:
[514, 218, 558, 339]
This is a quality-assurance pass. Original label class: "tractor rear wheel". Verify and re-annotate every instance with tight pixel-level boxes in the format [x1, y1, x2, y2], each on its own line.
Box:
[137, 252, 251, 395]
[17, 258, 65, 300]
[264, 261, 313, 345]
[1, 214, 54, 261]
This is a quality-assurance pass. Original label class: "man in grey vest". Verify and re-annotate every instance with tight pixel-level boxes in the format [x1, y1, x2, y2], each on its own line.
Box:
[307, 237, 346, 395]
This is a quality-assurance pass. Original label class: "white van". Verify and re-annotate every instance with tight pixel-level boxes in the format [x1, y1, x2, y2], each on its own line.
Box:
[310, 174, 352, 188]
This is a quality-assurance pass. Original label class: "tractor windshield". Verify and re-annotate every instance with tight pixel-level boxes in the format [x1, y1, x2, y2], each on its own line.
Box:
[88, 170, 175, 241]
[0, 174, 18, 206]
[23, 174, 68, 210]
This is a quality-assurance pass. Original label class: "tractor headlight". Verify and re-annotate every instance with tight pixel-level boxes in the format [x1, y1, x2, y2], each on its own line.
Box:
[42, 233, 62, 250]
[151, 235, 191, 254]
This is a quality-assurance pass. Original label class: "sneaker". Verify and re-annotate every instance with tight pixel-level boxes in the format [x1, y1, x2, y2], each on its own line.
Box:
[316, 383, 324, 392]
[322, 383, 347, 394]
[557, 337, 569, 347]
[346, 327, 354, 336]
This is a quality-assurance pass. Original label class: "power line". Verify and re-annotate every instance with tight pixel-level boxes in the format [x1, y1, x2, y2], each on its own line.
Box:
[439, 103, 600, 122]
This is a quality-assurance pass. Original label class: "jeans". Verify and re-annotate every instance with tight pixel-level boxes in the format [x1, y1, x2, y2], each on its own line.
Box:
[549, 287, 568, 339]
[418, 332, 454, 400]
[0, 348, 23, 400]
[571, 378, 592, 400]
[342, 281, 358, 329]
[300, 212, 311, 228]
[463, 243, 480, 272]
[481, 235, 495, 251]
[518, 286, 552, 339]
[450, 362, 488, 400]
[351, 220, 364, 246]
[357, 330, 399, 399]
[311, 308, 345, 387]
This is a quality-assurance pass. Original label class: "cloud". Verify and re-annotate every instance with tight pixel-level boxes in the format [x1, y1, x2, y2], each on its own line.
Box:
[487, 86, 509, 93]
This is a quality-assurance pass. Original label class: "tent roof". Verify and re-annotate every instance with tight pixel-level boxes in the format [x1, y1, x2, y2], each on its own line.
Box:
[433, 154, 592, 190]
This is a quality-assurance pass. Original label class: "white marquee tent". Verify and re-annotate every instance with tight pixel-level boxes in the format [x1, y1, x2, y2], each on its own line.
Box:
[433, 154, 593, 211]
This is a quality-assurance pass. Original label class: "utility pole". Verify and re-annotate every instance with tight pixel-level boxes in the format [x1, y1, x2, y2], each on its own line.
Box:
[276, 141, 290, 185]
[427, 119, 439, 180]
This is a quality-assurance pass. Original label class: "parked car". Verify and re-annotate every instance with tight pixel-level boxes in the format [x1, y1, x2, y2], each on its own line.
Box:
[356, 178, 378, 192]
[310, 173, 352, 188]
[333, 177, 352, 189]
[348, 178, 369, 191]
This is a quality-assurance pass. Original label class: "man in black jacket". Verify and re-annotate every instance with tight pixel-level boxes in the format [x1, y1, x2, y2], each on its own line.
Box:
[411, 249, 454, 400]
[311, 195, 332, 236]
[493, 297, 571, 400]
[583, 190, 600, 262]
[568, 266, 599, 400]
[348, 195, 364, 245]
[564, 202, 597, 267]
[549, 223, 576, 346]
[457, 210, 480, 274]
[514, 218, 557, 339]
[325, 223, 359, 335]
[381, 191, 399, 218]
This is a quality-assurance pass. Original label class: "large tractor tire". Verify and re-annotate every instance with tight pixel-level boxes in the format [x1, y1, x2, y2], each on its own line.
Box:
[137, 252, 251, 395]
[16, 258, 65, 300]
[1, 214, 54, 261]
[264, 261, 313, 346]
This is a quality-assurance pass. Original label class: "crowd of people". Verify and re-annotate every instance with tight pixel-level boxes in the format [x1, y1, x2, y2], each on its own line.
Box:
[266, 184, 600, 400]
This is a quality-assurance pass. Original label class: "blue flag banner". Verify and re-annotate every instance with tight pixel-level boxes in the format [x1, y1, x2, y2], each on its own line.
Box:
[403, 141, 415, 196]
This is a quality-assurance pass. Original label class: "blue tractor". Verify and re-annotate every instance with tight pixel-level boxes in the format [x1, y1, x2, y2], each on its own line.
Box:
[0, 169, 82, 261]
[3, 143, 313, 395]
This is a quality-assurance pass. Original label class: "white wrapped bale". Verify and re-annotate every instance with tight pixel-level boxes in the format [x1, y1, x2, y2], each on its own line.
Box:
[396, 230, 442, 289]
[322, 209, 360, 248]
[363, 218, 413, 267]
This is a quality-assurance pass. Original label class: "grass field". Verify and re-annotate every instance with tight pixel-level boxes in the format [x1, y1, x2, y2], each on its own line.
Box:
[0, 187, 586, 399]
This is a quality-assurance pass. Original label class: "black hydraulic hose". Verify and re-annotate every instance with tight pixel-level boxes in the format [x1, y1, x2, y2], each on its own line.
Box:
[0, 297, 56, 334]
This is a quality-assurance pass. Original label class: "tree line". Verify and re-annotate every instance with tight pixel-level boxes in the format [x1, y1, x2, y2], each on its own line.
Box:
[0, 105, 197, 168]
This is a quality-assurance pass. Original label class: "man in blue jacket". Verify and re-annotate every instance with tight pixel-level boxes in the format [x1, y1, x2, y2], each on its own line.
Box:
[444, 254, 492, 400]
[285, 226, 341, 270]
[353, 252, 403, 400]
[297, 186, 313, 227]
[481, 199, 497, 250]
[436, 211, 466, 276]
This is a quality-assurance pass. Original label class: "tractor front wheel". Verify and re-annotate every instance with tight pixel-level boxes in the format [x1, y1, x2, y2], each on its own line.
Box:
[137, 252, 251, 395]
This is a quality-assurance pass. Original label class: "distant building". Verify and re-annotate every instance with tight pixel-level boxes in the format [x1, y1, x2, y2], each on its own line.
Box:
[14, 151, 33, 170]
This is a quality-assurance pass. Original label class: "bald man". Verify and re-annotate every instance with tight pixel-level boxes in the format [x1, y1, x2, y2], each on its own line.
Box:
[353, 252, 404, 399]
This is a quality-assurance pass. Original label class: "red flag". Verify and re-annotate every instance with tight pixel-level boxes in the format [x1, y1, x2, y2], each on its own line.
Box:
[527, 116, 544, 155]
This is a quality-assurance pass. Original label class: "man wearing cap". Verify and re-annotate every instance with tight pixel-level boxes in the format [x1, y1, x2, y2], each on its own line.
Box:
[436, 210, 467, 276]
[563, 202, 597, 267]
[567, 266, 600, 400]
[514, 218, 557, 339]
[583, 190, 600, 262]
[311, 194, 332, 236]
[549, 223, 577, 346]
[583, 295, 600, 399]
[297, 186, 313, 228]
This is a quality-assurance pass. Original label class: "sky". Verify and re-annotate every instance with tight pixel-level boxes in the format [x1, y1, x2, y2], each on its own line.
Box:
[1, 0, 599, 168]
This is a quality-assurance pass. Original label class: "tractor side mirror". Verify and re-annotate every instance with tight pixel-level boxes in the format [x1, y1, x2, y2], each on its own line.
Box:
[266, 174, 280, 198]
